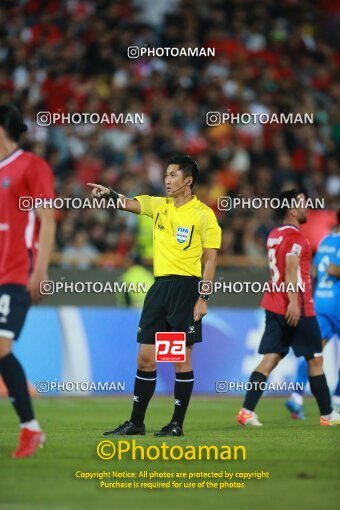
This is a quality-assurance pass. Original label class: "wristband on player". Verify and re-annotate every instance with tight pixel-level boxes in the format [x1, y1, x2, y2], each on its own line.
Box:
[199, 294, 210, 302]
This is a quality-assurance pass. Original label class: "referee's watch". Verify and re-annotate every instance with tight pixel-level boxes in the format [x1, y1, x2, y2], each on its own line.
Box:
[199, 294, 210, 302]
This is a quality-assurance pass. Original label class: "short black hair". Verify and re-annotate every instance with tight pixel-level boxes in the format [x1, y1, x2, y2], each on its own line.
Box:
[167, 154, 199, 189]
[0, 103, 27, 142]
[276, 188, 302, 220]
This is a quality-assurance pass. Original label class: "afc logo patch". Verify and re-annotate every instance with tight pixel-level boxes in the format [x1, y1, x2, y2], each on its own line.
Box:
[176, 226, 190, 244]
[291, 243, 302, 256]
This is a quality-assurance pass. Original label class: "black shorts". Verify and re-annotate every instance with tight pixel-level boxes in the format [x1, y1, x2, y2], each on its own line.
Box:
[0, 284, 31, 340]
[259, 310, 323, 358]
[137, 276, 202, 345]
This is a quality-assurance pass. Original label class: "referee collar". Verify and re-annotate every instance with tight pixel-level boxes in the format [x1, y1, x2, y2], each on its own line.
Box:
[171, 195, 197, 210]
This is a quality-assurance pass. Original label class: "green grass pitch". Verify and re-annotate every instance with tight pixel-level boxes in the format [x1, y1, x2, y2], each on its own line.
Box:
[0, 396, 339, 510]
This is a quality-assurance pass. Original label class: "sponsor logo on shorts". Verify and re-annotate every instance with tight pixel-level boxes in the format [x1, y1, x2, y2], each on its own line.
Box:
[155, 332, 186, 362]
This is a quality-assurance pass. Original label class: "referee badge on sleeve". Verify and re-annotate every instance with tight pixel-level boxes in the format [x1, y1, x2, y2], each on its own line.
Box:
[176, 226, 190, 244]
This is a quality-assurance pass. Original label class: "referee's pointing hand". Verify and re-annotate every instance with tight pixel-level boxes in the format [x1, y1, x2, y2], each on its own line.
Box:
[87, 183, 110, 198]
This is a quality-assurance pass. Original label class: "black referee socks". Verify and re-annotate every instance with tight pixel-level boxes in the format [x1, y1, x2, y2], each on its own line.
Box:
[243, 371, 268, 411]
[171, 371, 195, 427]
[309, 374, 332, 416]
[130, 369, 157, 426]
[0, 353, 34, 423]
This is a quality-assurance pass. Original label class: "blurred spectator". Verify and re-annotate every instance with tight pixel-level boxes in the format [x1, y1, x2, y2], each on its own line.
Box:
[116, 255, 154, 307]
[1, 0, 339, 265]
[60, 230, 99, 269]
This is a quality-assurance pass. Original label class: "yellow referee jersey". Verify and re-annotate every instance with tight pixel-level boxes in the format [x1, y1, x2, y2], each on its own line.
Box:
[134, 195, 221, 277]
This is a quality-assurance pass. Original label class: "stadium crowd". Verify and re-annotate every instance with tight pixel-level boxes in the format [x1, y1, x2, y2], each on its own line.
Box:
[1, 0, 339, 267]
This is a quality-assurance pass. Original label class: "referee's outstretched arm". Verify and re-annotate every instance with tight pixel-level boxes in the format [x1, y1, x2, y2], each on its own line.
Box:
[87, 183, 141, 214]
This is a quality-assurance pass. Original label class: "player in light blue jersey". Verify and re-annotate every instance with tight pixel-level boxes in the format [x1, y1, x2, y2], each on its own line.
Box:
[286, 210, 340, 419]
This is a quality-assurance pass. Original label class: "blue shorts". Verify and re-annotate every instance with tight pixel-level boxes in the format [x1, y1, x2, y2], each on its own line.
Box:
[259, 310, 323, 358]
[317, 313, 340, 342]
[0, 284, 31, 340]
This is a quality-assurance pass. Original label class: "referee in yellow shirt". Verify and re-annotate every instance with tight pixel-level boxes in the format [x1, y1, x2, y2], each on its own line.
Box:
[88, 155, 221, 436]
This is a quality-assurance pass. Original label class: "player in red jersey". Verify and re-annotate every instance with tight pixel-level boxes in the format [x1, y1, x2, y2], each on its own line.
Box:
[0, 104, 56, 457]
[237, 189, 340, 427]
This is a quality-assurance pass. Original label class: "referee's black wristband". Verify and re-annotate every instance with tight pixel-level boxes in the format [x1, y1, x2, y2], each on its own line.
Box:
[106, 187, 120, 205]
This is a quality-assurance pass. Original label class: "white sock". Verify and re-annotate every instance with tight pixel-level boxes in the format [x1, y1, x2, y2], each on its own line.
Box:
[243, 408, 254, 414]
[332, 395, 340, 405]
[291, 392, 303, 406]
[20, 419, 41, 432]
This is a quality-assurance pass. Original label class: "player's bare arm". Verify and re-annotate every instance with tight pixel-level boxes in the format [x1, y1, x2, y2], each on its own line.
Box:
[26, 207, 56, 303]
[193, 248, 217, 322]
[87, 183, 141, 215]
[285, 254, 301, 327]
[327, 263, 340, 278]
[311, 264, 317, 279]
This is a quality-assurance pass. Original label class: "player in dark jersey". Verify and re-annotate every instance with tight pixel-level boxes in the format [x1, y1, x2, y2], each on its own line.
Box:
[285, 212, 340, 419]
[0, 104, 55, 458]
[237, 189, 340, 427]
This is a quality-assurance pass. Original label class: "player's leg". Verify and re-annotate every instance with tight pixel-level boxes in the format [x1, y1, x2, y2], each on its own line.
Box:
[292, 315, 340, 425]
[0, 337, 35, 425]
[286, 314, 331, 419]
[306, 355, 338, 425]
[238, 310, 288, 426]
[103, 344, 156, 436]
[316, 314, 340, 412]
[308, 355, 340, 425]
[285, 357, 307, 420]
[103, 281, 162, 436]
[155, 277, 201, 436]
[0, 284, 45, 458]
[331, 334, 340, 412]
[332, 369, 340, 412]
[155, 345, 194, 437]
[237, 353, 282, 426]
[322, 335, 340, 412]
[130, 344, 157, 426]
[331, 318, 340, 411]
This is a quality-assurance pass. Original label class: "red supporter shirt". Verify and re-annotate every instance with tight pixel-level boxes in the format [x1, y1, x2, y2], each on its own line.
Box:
[261, 225, 315, 317]
[0, 149, 55, 286]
